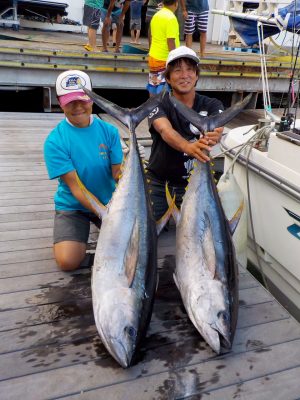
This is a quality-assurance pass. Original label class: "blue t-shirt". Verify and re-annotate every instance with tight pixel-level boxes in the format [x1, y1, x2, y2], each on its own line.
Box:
[130, 0, 143, 20]
[186, 0, 209, 14]
[44, 117, 123, 211]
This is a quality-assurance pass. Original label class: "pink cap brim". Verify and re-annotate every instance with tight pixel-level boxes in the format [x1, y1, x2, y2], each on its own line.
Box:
[58, 91, 92, 107]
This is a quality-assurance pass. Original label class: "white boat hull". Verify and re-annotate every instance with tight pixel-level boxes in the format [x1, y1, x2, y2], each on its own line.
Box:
[222, 124, 300, 318]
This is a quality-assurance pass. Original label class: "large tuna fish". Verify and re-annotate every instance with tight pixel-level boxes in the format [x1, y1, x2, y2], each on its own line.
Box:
[79, 89, 163, 367]
[168, 94, 252, 353]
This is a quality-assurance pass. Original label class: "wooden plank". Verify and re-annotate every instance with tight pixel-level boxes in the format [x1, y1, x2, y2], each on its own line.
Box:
[0, 300, 290, 355]
[0, 204, 53, 215]
[0, 211, 54, 223]
[0, 316, 299, 384]
[59, 365, 300, 399]
[1, 338, 300, 400]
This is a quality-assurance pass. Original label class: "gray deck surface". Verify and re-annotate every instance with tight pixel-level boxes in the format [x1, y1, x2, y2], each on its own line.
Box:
[0, 112, 300, 400]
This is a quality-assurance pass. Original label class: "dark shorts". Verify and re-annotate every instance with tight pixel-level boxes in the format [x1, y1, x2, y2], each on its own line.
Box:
[130, 18, 141, 30]
[146, 172, 186, 221]
[100, 9, 122, 28]
[53, 210, 101, 244]
[83, 4, 101, 30]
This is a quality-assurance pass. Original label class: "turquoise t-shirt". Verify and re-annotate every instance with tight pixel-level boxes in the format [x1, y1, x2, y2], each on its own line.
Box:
[44, 117, 123, 211]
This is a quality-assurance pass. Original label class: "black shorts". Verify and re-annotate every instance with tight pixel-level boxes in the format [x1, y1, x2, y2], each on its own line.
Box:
[83, 4, 101, 30]
[53, 210, 101, 244]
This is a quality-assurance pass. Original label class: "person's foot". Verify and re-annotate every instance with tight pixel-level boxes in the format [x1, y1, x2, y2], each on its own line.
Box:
[84, 44, 94, 52]
[130, 41, 135, 44]
[135, 41, 141, 45]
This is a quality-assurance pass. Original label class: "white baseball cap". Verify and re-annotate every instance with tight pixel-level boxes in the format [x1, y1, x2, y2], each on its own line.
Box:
[56, 70, 92, 107]
[166, 46, 200, 67]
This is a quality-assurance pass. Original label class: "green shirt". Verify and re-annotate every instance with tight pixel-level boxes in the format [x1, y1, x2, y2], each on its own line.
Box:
[85, 0, 103, 9]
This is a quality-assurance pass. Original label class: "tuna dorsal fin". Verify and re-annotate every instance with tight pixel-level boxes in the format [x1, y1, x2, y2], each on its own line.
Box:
[82, 87, 131, 128]
[75, 172, 107, 218]
[202, 213, 216, 279]
[169, 93, 253, 133]
[124, 218, 139, 287]
[228, 198, 244, 235]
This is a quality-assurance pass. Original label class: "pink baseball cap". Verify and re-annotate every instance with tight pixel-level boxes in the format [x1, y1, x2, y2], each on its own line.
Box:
[56, 70, 92, 107]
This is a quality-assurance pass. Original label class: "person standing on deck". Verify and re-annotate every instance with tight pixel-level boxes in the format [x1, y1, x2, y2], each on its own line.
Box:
[130, 0, 146, 44]
[182, 0, 209, 57]
[44, 70, 123, 271]
[147, 0, 180, 96]
[83, 0, 103, 52]
[101, 0, 130, 53]
[146, 46, 224, 221]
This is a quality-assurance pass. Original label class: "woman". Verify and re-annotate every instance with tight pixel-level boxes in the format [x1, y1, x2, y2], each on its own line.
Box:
[44, 70, 123, 271]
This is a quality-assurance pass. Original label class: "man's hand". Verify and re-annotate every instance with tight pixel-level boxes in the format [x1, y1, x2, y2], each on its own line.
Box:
[103, 15, 112, 28]
[205, 127, 223, 145]
[184, 138, 212, 163]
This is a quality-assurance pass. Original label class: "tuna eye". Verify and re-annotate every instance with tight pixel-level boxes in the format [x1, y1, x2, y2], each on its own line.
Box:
[125, 326, 136, 338]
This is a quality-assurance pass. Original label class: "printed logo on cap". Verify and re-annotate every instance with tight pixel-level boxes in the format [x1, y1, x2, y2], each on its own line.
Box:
[60, 74, 87, 91]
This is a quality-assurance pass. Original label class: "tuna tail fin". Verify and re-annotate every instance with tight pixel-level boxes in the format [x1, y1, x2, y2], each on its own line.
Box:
[166, 183, 180, 225]
[75, 172, 107, 219]
[131, 90, 166, 130]
[156, 191, 176, 236]
[82, 87, 131, 129]
[168, 93, 253, 133]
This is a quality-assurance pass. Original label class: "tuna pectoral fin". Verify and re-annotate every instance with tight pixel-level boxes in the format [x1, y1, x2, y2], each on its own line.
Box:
[124, 219, 139, 287]
[75, 172, 107, 219]
[228, 199, 244, 235]
[202, 213, 217, 279]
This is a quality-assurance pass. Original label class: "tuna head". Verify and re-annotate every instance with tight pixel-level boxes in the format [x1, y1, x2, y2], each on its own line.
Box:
[187, 279, 231, 354]
[94, 287, 140, 368]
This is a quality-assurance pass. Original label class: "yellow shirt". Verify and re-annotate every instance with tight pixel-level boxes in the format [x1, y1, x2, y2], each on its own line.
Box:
[149, 7, 179, 61]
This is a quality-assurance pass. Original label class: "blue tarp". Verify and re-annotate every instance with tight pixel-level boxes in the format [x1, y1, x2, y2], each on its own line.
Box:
[231, 0, 300, 46]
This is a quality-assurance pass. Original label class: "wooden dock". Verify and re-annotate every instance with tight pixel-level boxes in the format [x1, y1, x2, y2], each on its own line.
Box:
[1, 112, 300, 400]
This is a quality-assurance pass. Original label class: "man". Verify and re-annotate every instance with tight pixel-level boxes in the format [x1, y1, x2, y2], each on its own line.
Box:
[147, 0, 179, 96]
[101, 0, 130, 53]
[83, 0, 103, 52]
[183, 0, 209, 57]
[147, 46, 224, 220]
[44, 70, 123, 271]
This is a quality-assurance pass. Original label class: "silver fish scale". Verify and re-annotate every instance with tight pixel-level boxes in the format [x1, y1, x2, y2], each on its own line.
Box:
[175, 159, 231, 351]
[93, 138, 149, 297]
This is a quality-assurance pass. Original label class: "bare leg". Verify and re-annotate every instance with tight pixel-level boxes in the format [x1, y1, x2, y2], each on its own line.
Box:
[112, 28, 117, 45]
[54, 241, 87, 271]
[88, 27, 97, 50]
[135, 29, 141, 44]
[185, 33, 193, 48]
[102, 25, 109, 52]
[130, 29, 135, 43]
[200, 31, 207, 57]
[115, 22, 124, 52]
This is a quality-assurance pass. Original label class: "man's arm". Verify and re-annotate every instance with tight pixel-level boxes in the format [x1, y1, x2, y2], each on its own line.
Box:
[120, 0, 130, 18]
[179, 0, 187, 19]
[167, 38, 176, 51]
[153, 117, 212, 162]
